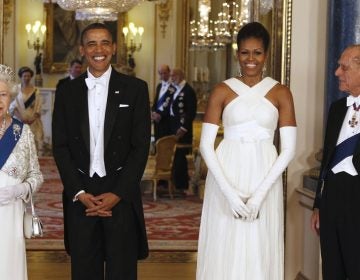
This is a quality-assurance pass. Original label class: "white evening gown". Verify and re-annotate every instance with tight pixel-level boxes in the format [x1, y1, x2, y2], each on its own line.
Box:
[196, 77, 284, 280]
[0, 124, 43, 280]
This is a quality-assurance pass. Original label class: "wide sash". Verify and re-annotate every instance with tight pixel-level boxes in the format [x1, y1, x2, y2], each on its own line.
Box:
[24, 91, 36, 109]
[0, 118, 24, 169]
[329, 133, 360, 170]
[157, 85, 175, 110]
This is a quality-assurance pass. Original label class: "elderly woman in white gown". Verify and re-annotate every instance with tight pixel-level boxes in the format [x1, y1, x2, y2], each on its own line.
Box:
[0, 64, 43, 280]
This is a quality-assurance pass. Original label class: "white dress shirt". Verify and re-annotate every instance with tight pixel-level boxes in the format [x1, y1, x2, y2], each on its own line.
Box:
[86, 66, 112, 178]
[332, 96, 360, 176]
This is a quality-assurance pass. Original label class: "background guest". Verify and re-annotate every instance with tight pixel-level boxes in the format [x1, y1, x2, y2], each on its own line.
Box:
[9, 66, 44, 154]
[169, 68, 197, 194]
[151, 64, 176, 141]
[0, 64, 43, 280]
[55, 59, 83, 92]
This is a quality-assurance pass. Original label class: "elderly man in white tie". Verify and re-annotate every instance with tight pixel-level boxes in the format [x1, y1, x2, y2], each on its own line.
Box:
[311, 44, 360, 280]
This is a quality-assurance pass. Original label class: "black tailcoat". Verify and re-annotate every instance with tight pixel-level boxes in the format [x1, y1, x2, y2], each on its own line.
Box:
[52, 69, 150, 260]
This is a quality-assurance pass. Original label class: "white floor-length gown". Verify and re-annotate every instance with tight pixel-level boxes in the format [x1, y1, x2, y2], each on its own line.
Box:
[197, 77, 284, 280]
[0, 124, 43, 280]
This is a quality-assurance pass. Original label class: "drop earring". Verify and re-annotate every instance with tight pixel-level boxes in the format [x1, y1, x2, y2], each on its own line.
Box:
[262, 65, 267, 78]
[238, 66, 242, 77]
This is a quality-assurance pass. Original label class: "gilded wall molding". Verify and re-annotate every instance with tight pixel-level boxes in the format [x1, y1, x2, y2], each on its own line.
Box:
[3, 0, 13, 34]
[282, 0, 292, 87]
[157, 0, 171, 38]
[0, 0, 3, 63]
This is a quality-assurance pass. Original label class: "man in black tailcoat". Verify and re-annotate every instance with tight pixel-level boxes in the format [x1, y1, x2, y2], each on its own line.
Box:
[55, 59, 83, 93]
[52, 23, 150, 280]
[151, 64, 176, 141]
[311, 45, 360, 280]
[169, 68, 197, 193]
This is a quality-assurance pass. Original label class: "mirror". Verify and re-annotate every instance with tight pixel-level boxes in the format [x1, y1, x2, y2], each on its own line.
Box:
[186, 0, 291, 112]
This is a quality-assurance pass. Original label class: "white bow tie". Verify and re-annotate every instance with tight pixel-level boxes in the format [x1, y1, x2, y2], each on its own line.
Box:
[346, 95, 360, 107]
[85, 76, 106, 90]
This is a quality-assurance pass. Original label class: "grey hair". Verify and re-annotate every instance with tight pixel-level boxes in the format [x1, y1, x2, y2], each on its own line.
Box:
[0, 64, 16, 95]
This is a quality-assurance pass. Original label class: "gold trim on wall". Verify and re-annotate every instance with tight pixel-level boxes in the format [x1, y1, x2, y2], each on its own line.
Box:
[157, 0, 171, 38]
[282, 0, 292, 87]
[0, 0, 3, 63]
[3, 0, 13, 35]
[43, 3, 126, 73]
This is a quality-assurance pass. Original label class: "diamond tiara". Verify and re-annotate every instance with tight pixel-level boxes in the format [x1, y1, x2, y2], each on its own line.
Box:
[0, 64, 15, 82]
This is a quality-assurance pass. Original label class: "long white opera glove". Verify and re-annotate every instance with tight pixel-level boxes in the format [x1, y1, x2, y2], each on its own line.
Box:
[0, 183, 29, 206]
[200, 123, 251, 219]
[246, 126, 296, 221]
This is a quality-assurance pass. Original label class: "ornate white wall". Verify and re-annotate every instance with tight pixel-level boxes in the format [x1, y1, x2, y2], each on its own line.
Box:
[286, 0, 328, 278]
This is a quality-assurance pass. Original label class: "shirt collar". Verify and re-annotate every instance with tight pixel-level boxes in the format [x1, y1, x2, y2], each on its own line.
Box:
[346, 94, 360, 107]
[87, 66, 112, 81]
[175, 80, 186, 90]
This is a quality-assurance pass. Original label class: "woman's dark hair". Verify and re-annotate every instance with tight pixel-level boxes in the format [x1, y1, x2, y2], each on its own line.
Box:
[18, 66, 34, 78]
[80, 22, 115, 45]
[236, 22, 270, 52]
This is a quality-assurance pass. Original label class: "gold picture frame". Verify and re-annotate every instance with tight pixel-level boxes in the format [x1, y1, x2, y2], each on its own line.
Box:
[43, 3, 127, 73]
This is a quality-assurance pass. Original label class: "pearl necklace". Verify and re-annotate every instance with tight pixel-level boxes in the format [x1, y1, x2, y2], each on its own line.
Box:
[0, 117, 6, 137]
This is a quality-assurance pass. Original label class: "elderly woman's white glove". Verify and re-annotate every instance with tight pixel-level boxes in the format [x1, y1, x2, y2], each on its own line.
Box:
[246, 126, 296, 221]
[200, 123, 251, 219]
[0, 183, 29, 206]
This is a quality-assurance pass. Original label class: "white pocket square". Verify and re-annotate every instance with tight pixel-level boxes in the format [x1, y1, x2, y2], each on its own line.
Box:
[119, 104, 129, 108]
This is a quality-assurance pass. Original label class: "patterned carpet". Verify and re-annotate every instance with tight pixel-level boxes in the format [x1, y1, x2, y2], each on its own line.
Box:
[26, 157, 202, 251]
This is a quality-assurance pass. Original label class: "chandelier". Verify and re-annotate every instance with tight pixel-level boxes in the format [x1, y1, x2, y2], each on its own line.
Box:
[56, 0, 144, 21]
[190, 0, 273, 52]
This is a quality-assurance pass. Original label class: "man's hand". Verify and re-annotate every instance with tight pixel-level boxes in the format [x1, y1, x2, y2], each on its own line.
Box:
[85, 192, 121, 217]
[78, 192, 112, 217]
[176, 128, 186, 138]
[151, 112, 161, 123]
[310, 208, 320, 236]
[78, 192, 99, 208]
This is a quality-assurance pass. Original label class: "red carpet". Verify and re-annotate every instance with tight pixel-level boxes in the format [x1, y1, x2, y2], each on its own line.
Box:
[26, 157, 201, 251]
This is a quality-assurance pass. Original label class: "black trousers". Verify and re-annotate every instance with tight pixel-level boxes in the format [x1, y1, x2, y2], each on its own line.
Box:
[319, 171, 360, 280]
[153, 117, 172, 142]
[67, 175, 139, 280]
[172, 146, 191, 189]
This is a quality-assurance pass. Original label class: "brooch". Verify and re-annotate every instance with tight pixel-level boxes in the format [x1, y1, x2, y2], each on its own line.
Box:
[13, 123, 21, 141]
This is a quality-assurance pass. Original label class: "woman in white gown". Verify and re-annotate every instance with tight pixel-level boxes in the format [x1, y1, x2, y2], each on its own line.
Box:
[10, 66, 44, 154]
[0, 64, 43, 280]
[196, 22, 297, 280]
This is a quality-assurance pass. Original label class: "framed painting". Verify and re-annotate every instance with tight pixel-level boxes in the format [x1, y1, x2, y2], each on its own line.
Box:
[43, 3, 127, 73]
